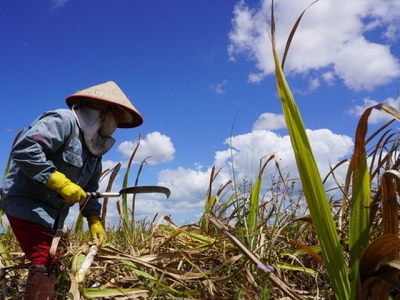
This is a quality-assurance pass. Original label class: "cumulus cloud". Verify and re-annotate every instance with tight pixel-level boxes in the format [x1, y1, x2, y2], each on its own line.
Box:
[73, 120, 354, 226]
[334, 38, 400, 90]
[228, 0, 400, 91]
[123, 122, 353, 224]
[117, 131, 175, 165]
[214, 127, 353, 181]
[157, 167, 212, 205]
[347, 97, 400, 124]
[252, 112, 286, 130]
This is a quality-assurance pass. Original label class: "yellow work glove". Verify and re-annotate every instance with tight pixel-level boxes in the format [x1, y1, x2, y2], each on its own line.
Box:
[46, 171, 86, 205]
[88, 216, 107, 246]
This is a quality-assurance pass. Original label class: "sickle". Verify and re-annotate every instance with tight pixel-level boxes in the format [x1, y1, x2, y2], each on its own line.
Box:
[86, 185, 171, 199]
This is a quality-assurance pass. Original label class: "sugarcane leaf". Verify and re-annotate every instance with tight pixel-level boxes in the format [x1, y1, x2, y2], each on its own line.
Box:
[270, 2, 350, 298]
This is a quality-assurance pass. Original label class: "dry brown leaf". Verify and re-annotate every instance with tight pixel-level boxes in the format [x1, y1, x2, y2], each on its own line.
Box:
[360, 234, 400, 282]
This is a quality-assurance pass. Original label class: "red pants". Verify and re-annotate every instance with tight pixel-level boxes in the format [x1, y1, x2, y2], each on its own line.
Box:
[7, 214, 58, 266]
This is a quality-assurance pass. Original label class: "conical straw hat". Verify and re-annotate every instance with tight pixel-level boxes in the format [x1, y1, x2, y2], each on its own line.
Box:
[66, 81, 143, 128]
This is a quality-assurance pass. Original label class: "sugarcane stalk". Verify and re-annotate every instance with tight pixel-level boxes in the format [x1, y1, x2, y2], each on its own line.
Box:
[76, 244, 98, 283]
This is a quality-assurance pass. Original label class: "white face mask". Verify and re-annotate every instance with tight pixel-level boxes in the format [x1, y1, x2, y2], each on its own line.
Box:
[72, 104, 116, 156]
[99, 110, 117, 137]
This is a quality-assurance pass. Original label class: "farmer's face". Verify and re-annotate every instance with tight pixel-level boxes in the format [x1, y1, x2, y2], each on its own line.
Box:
[98, 105, 121, 137]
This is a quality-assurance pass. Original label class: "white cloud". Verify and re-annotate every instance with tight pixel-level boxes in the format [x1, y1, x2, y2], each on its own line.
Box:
[210, 79, 228, 94]
[334, 38, 400, 91]
[322, 72, 335, 86]
[215, 127, 353, 181]
[252, 112, 286, 130]
[306, 128, 353, 170]
[384, 22, 400, 42]
[248, 72, 265, 83]
[117, 131, 175, 165]
[68, 122, 354, 226]
[51, 0, 70, 9]
[228, 0, 400, 91]
[133, 125, 352, 224]
[347, 97, 400, 124]
[157, 167, 212, 205]
[308, 78, 320, 91]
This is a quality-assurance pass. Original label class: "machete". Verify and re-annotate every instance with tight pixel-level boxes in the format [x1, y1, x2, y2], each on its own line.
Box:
[86, 185, 171, 199]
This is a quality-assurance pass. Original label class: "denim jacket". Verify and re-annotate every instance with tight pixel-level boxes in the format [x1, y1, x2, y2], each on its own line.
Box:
[0, 109, 102, 230]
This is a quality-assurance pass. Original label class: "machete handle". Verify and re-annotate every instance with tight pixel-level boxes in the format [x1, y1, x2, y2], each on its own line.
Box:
[86, 192, 121, 198]
[86, 192, 102, 198]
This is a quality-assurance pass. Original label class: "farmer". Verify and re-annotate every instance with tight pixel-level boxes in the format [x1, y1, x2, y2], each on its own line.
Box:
[0, 81, 143, 299]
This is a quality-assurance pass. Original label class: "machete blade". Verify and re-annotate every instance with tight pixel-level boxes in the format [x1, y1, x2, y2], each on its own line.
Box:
[119, 186, 171, 199]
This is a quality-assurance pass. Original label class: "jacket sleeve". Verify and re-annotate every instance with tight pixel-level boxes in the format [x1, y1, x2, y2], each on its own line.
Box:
[10, 111, 73, 184]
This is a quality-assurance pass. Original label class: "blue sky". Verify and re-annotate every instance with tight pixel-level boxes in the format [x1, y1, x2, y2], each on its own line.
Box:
[1, 0, 400, 226]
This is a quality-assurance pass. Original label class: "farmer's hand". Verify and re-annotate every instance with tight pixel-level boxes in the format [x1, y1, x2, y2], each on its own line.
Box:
[88, 216, 107, 246]
[46, 171, 86, 205]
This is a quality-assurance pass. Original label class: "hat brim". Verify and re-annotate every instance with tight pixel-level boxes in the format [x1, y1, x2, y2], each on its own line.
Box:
[66, 95, 143, 128]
